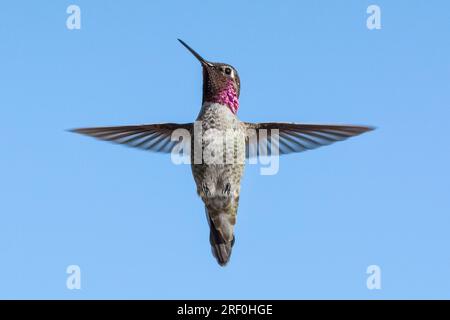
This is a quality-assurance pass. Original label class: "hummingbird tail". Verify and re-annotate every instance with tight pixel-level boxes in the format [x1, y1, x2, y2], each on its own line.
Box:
[209, 228, 235, 267]
[205, 207, 236, 267]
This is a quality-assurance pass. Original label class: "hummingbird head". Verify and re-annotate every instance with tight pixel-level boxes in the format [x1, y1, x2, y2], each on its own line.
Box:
[178, 39, 240, 114]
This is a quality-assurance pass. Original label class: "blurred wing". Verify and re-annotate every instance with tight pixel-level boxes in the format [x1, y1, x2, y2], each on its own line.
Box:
[244, 122, 374, 157]
[71, 123, 192, 153]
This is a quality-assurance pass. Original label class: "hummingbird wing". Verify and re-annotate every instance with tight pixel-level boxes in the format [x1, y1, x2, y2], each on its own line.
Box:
[70, 123, 192, 153]
[244, 122, 374, 157]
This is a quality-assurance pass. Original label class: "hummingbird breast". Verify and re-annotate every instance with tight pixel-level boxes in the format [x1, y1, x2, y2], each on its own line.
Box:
[191, 102, 246, 202]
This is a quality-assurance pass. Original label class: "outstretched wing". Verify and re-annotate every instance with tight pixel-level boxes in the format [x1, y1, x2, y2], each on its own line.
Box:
[70, 123, 193, 153]
[244, 122, 374, 157]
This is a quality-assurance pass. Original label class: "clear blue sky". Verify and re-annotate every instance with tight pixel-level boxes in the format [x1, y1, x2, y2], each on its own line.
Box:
[1, 0, 450, 299]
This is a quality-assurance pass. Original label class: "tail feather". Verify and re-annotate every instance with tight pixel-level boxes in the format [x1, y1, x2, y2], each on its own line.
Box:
[206, 208, 236, 266]
[209, 224, 235, 266]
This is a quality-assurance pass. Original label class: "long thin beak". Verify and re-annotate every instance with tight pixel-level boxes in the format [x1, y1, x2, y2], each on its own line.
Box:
[178, 39, 213, 67]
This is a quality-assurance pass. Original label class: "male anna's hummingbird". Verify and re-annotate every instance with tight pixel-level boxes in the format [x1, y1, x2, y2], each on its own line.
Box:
[72, 39, 373, 266]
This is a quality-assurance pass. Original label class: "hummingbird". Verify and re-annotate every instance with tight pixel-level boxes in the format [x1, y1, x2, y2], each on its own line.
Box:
[71, 39, 374, 266]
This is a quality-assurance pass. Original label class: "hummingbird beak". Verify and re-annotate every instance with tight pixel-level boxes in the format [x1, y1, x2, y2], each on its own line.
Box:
[178, 39, 213, 67]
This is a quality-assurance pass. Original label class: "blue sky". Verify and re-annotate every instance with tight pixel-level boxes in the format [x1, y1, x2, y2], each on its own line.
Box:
[1, 0, 450, 299]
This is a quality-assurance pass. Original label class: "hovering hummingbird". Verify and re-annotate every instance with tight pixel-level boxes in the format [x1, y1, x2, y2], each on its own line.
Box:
[72, 39, 373, 266]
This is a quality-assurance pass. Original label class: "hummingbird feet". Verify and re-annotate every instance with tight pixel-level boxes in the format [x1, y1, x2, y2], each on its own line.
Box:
[223, 183, 231, 196]
[201, 182, 232, 198]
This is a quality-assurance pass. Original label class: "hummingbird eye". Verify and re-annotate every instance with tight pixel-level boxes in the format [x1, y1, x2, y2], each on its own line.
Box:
[224, 67, 232, 75]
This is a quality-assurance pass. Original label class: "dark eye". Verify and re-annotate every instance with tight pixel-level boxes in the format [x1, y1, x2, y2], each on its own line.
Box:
[224, 67, 232, 75]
